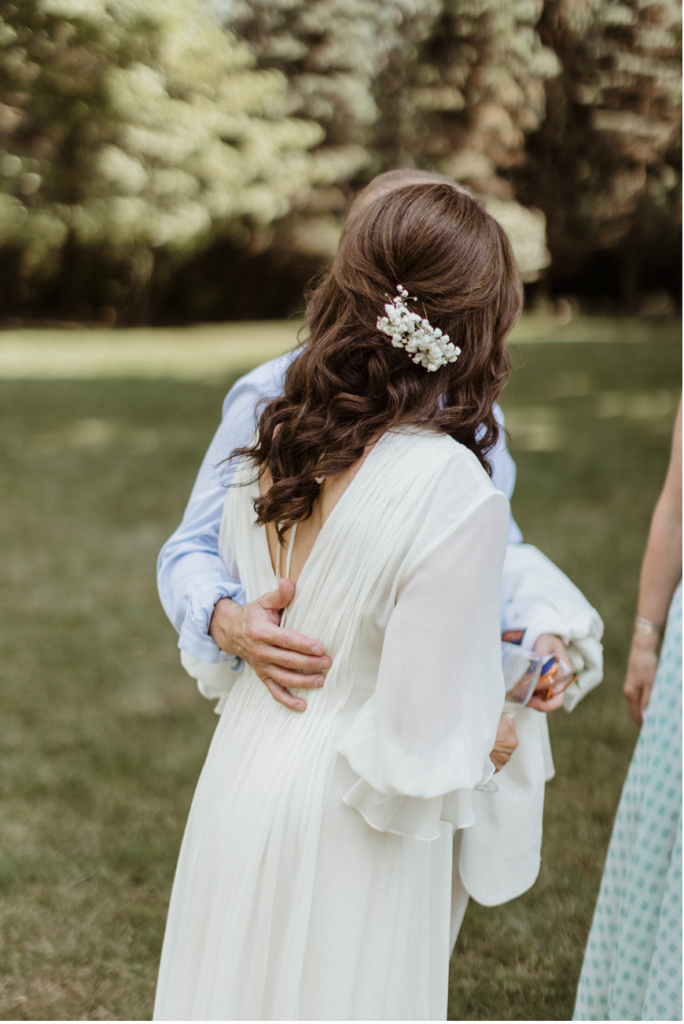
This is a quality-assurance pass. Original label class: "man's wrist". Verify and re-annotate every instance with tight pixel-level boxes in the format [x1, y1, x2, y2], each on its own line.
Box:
[210, 597, 243, 657]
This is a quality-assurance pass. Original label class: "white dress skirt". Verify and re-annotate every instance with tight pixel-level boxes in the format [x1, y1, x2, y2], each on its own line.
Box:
[153, 428, 509, 1021]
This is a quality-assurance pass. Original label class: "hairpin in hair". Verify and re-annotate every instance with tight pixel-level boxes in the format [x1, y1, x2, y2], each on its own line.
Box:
[376, 284, 461, 372]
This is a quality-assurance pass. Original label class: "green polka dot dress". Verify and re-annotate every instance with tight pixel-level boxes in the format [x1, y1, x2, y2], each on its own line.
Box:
[574, 582, 682, 1021]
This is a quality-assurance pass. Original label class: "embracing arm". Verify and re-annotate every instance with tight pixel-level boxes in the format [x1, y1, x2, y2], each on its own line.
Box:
[157, 370, 269, 661]
[158, 353, 331, 706]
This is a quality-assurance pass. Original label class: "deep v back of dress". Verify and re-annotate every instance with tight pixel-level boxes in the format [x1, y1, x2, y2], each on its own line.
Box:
[263, 444, 373, 587]
[226, 429, 452, 659]
[155, 426, 509, 1022]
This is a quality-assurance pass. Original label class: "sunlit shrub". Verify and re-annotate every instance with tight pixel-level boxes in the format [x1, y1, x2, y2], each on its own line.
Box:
[0, 0, 323, 284]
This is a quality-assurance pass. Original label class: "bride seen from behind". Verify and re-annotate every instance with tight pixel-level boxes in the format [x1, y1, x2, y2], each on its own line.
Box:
[153, 182, 523, 1022]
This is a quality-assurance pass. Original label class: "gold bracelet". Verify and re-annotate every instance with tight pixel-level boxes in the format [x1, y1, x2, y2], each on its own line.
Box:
[633, 615, 663, 637]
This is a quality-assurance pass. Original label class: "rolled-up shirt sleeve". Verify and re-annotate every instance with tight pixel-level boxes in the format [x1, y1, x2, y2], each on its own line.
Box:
[157, 354, 295, 664]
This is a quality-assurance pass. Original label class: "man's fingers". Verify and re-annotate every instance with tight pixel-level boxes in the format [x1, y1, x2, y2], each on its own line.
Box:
[258, 643, 331, 675]
[262, 677, 307, 712]
[257, 622, 328, 661]
[259, 579, 296, 613]
[265, 666, 326, 690]
[253, 584, 327, 657]
[278, 627, 326, 658]
[239, 585, 328, 706]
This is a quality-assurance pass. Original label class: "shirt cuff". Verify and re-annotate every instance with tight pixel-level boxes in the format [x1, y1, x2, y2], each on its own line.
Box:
[178, 580, 246, 667]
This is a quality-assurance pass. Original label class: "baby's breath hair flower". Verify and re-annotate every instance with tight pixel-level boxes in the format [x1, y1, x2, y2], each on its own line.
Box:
[376, 284, 461, 372]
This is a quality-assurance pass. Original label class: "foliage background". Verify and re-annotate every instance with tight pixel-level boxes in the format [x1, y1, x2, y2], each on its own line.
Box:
[0, 0, 680, 323]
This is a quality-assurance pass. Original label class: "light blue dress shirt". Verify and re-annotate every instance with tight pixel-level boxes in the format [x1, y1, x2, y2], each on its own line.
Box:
[157, 351, 522, 665]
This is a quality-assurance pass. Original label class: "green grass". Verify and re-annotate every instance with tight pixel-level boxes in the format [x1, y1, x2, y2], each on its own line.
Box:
[0, 321, 679, 1020]
[449, 331, 680, 1020]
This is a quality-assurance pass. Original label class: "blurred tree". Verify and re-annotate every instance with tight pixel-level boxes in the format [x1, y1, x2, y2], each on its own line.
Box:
[220, 0, 552, 280]
[521, 0, 681, 302]
[0, 0, 679, 321]
[216, 0, 435, 257]
[372, 0, 560, 281]
[0, 0, 323, 318]
[382, 1, 560, 194]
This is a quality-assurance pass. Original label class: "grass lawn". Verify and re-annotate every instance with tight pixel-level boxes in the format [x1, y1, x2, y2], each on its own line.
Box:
[0, 319, 680, 1021]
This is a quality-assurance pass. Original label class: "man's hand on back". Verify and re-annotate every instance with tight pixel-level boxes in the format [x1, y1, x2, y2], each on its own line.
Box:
[209, 580, 331, 712]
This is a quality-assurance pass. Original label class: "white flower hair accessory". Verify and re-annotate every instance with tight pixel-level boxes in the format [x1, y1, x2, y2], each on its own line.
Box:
[376, 284, 461, 372]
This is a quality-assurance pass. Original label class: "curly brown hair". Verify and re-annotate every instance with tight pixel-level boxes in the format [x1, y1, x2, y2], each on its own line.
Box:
[235, 181, 523, 540]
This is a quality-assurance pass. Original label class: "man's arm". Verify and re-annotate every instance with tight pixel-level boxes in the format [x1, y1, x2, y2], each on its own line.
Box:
[157, 353, 331, 710]
[157, 364, 276, 662]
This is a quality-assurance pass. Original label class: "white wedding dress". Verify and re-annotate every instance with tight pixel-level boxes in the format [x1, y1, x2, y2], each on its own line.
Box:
[154, 427, 508, 1022]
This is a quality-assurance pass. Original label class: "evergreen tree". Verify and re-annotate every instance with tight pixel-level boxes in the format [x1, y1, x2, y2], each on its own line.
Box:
[218, 0, 432, 255]
[0, 0, 323, 310]
[523, 0, 681, 294]
[223, 0, 553, 278]
[388, 2, 561, 194]
[0, 0, 679, 316]
[373, 0, 560, 279]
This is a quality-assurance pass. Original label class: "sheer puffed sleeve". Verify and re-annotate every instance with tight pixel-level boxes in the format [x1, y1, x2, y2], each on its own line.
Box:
[338, 471, 509, 842]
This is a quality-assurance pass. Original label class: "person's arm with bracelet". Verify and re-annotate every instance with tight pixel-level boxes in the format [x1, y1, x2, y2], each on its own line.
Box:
[623, 399, 682, 726]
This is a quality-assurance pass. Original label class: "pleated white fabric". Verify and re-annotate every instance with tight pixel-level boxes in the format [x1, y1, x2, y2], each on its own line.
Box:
[154, 428, 508, 1022]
